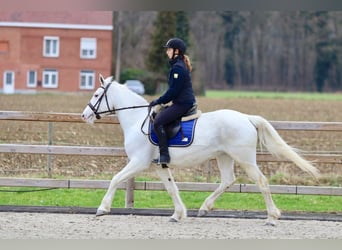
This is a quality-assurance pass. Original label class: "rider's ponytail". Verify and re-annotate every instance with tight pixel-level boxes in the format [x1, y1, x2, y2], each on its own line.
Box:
[183, 54, 192, 72]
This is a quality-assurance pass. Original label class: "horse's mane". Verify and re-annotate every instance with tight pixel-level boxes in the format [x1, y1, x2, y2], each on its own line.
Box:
[111, 80, 148, 106]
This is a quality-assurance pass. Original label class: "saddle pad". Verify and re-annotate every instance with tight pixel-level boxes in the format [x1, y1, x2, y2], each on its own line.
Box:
[149, 119, 197, 147]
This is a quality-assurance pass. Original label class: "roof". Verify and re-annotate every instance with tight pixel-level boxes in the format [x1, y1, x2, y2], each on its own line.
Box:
[0, 11, 113, 30]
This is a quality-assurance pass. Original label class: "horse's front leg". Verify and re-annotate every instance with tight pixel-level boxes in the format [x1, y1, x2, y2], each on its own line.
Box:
[155, 167, 187, 222]
[96, 159, 148, 216]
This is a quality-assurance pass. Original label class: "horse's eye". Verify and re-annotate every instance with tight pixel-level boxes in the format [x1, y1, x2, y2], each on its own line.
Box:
[94, 94, 99, 98]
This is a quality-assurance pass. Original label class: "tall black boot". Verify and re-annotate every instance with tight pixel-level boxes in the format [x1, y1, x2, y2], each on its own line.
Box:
[153, 125, 170, 164]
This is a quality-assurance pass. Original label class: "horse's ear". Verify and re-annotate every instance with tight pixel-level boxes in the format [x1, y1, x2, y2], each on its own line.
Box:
[99, 74, 105, 87]
[108, 76, 114, 83]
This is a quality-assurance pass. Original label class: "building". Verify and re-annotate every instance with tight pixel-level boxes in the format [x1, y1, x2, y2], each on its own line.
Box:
[0, 11, 112, 94]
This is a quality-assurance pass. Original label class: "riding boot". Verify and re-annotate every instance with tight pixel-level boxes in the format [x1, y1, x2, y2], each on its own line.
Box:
[153, 125, 170, 164]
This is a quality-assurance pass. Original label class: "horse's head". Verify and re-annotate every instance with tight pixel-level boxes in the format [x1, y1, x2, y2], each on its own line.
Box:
[82, 74, 114, 124]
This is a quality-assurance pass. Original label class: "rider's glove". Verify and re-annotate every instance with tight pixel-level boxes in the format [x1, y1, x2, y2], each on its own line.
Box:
[150, 99, 159, 107]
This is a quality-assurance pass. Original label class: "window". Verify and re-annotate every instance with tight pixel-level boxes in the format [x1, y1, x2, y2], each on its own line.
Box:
[43, 36, 59, 57]
[80, 38, 96, 59]
[4, 71, 14, 85]
[42, 69, 58, 88]
[27, 70, 37, 87]
[80, 70, 95, 89]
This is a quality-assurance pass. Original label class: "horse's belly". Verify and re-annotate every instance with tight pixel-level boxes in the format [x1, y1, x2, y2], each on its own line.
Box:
[169, 145, 222, 167]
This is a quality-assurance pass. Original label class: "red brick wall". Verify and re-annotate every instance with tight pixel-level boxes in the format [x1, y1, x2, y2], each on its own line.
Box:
[0, 26, 112, 93]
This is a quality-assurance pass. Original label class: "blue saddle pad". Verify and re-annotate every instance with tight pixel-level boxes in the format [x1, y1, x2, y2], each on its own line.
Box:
[149, 119, 197, 147]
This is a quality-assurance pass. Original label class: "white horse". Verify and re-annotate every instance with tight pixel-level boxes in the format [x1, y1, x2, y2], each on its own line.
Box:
[81, 74, 319, 226]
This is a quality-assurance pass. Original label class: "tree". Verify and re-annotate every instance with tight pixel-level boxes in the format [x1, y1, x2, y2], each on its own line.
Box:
[311, 12, 339, 92]
[147, 11, 191, 76]
[175, 11, 190, 46]
[147, 11, 177, 77]
[221, 11, 245, 87]
[146, 11, 192, 93]
[116, 11, 342, 92]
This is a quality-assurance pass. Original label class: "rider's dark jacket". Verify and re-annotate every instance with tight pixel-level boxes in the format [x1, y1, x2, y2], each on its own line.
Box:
[155, 56, 196, 106]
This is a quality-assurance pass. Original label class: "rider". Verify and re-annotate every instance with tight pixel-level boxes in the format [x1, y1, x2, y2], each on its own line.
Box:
[150, 37, 197, 164]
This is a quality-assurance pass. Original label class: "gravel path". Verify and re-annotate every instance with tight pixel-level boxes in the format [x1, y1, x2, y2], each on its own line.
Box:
[1, 212, 342, 239]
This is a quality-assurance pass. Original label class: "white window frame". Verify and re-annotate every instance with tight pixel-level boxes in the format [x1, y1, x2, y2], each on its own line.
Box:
[80, 70, 95, 90]
[43, 36, 59, 57]
[42, 69, 58, 88]
[27, 70, 37, 88]
[80, 37, 97, 59]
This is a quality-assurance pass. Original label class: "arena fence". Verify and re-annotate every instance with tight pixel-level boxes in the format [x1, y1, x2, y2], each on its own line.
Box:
[1, 111, 342, 208]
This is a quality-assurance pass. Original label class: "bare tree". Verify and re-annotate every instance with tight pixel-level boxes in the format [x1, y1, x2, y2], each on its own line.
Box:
[114, 11, 342, 92]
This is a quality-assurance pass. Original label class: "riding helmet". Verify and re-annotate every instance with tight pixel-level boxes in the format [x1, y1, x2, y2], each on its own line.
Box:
[163, 38, 186, 55]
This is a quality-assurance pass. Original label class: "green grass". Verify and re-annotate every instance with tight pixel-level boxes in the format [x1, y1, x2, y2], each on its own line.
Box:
[205, 90, 342, 101]
[0, 187, 341, 213]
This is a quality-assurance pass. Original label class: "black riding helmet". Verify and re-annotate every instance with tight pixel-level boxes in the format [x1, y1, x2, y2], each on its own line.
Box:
[163, 38, 186, 55]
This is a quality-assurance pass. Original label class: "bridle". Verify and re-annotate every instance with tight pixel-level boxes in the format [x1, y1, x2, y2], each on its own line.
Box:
[87, 82, 152, 134]
[87, 83, 113, 119]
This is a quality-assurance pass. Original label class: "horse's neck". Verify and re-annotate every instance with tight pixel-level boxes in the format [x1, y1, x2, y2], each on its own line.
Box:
[109, 83, 148, 130]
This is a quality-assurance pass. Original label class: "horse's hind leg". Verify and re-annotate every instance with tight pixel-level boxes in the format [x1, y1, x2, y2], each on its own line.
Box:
[155, 167, 187, 222]
[240, 161, 281, 226]
[198, 154, 236, 217]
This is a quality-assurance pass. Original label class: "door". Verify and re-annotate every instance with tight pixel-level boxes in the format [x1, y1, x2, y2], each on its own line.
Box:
[3, 71, 15, 94]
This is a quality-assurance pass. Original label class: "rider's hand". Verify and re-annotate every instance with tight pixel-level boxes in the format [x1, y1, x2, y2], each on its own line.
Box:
[150, 99, 159, 107]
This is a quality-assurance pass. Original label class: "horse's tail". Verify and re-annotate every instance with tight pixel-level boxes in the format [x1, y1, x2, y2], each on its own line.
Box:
[247, 115, 320, 180]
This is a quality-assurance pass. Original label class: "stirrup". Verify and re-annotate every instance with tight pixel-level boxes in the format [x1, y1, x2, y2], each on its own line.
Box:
[152, 157, 170, 168]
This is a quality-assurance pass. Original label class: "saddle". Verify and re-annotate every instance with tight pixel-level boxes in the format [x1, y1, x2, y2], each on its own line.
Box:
[151, 103, 201, 139]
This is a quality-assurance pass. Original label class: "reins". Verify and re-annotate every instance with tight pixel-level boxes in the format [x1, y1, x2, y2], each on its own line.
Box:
[87, 82, 152, 135]
[140, 105, 153, 136]
[93, 104, 151, 117]
[114, 105, 151, 112]
[87, 82, 150, 117]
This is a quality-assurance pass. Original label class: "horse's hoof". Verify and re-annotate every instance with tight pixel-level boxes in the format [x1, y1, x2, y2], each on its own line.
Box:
[264, 221, 277, 227]
[96, 210, 109, 217]
[197, 210, 208, 217]
[168, 218, 178, 223]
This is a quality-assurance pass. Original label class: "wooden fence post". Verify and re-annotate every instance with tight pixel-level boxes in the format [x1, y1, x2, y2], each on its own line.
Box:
[47, 122, 53, 178]
[125, 177, 135, 208]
